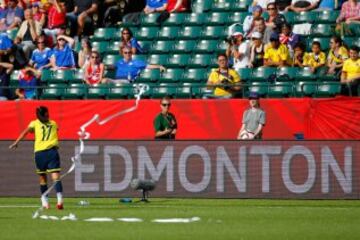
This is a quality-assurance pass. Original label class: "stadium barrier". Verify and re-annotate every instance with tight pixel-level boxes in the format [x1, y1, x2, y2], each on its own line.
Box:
[1, 140, 359, 199]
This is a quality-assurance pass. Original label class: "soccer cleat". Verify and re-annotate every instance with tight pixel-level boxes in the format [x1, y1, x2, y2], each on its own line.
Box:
[42, 203, 50, 209]
[56, 203, 64, 210]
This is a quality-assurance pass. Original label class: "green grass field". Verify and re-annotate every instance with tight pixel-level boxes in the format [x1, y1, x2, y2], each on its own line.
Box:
[0, 198, 359, 240]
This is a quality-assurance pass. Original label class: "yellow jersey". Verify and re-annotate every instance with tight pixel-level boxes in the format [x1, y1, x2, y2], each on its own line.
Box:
[264, 43, 292, 65]
[342, 58, 360, 79]
[327, 47, 349, 64]
[303, 52, 326, 68]
[208, 68, 241, 96]
[28, 119, 59, 152]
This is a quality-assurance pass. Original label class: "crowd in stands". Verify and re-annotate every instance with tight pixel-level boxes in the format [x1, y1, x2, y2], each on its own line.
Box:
[0, 0, 359, 100]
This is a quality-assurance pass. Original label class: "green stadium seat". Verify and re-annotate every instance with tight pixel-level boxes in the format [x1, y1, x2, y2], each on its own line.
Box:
[108, 41, 121, 54]
[181, 68, 208, 82]
[195, 40, 218, 53]
[296, 67, 316, 81]
[188, 54, 213, 68]
[310, 24, 334, 37]
[137, 69, 161, 83]
[216, 41, 228, 53]
[6, 28, 18, 40]
[159, 68, 184, 82]
[150, 40, 174, 53]
[91, 41, 109, 54]
[316, 82, 341, 97]
[104, 70, 116, 79]
[248, 82, 268, 97]
[183, 13, 206, 26]
[134, 27, 159, 40]
[306, 37, 331, 52]
[296, 81, 316, 97]
[50, 70, 74, 84]
[211, 0, 232, 11]
[157, 26, 180, 40]
[276, 67, 297, 81]
[73, 69, 85, 83]
[87, 84, 109, 99]
[250, 67, 277, 82]
[316, 67, 339, 81]
[137, 40, 152, 53]
[163, 13, 186, 26]
[228, 12, 249, 24]
[191, 83, 212, 98]
[231, 0, 251, 11]
[91, 28, 116, 41]
[172, 40, 197, 53]
[103, 54, 122, 66]
[179, 26, 202, 39]
[343, 37, 360, 48]
[283, 12, 295, 24]
[293, 11, 317, 24]
[147, 54, 169, 65]
[176, 83, 193, 98]
[191, 0, 212, 13]
[41, 69, 52, 83]
[201, 26, 227, 39]
[151, 83, 177, 98]
[236, 68, 252, 82]
[166, 54, 190, 67]
[268, 82, 293, 98]
[63, 83, 86, 99]
[41, 84, 66, 99]
[141, 13, 160, 26]
[107, 84, 133, 99]
[206, 12, 230, 26]
[317, 10, 339, 24]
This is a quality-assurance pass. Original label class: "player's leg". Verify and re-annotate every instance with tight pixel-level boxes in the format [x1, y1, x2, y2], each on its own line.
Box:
[35, 151, 50, 209]
[47, 148, 64, 210]
[39, 174, 49, 209]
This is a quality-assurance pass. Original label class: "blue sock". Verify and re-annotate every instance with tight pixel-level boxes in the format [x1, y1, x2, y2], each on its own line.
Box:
[40, 184, 48, 195]
[54, 180, 63, 193]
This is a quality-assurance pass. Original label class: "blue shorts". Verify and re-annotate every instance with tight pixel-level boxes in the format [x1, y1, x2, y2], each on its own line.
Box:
[34, 147, 61, 174]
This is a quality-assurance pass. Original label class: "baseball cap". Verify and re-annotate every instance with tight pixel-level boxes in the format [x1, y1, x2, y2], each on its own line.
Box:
[231, 32, 244, 37]
[249, 92, 260, 100]
[252, 5, 262, 12]
[270, 32, 279, 41]
[251, 32, 262, 39]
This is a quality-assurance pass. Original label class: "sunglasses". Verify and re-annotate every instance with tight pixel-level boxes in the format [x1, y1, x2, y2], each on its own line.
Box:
[57, 39, 65, 42]
[91, 56, 99, 59]
[123, 52, 132, 55]
[267, 8, 276, 10]
[161, 103, 171, 107]
[122, 32, 130, 35]
[37, 41, 45, 44]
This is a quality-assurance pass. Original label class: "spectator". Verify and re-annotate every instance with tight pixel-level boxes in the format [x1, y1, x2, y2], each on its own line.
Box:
[66, 0, 98, 37]
[336, 0, 360, 36]
[243, 5, 263, 38]
[207, 53, 241, 99]
[0, 32, 13, 61]
[106, 47, 165, 83]
[249, 32, 265, 68]
[327, 36, 349, 74]
[31, 2, 46, 26]
[279, 23, 300, 56]
[292, 42, 306, 67]
[254, 17, 272, 44]
[50, 35, 76, 69]
[0, 62, 14, 100]
[249, 0, 270, 11]
[318, 0, 336, 10]
[341, 46, 360, 84]
[226, 32, 250, 69]
[83, 50, 105, 85]
[237, 92, 266, 140]
[154, 96, 177, 140]
[43, 0, 66, 44]
[167, 0, 188, 12]
[119, 28, 142, 55]
[285, 0, 320, 12]
[0, 0, 24, 31]
[14, 9, 42, 60]
[144, 0, 168, 14]
[265, 2, 287, 33]
[78, 37, 91, 68]
[303, 41, 326, 73]
[264, 32, 291, 67]
[15, 67, 40, 100]
[29, 35, 52, 70]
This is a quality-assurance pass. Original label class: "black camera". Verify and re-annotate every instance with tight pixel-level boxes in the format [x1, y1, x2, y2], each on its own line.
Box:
[225, 37, 237, 45]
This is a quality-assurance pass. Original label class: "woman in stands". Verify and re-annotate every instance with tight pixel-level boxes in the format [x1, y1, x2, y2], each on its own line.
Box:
[83, 50, 105, 85]
[327, 36, 349, 74]
[78, 37, 92, 68]
[249, 32, 265, 68]
[50, 35, 76, 70]
[119, 28, 143, 54]
[29, 35, 52, 70]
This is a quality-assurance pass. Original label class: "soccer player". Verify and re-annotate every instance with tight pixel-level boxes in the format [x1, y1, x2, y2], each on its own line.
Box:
[9, 106, 64, 210]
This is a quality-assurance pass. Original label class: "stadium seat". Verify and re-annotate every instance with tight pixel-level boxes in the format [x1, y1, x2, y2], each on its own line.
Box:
[41, 69, 53, 83]
[181, 68, 208, 82]
[183, 13, 206, 26]
[157, 26, 180, 40]
[6, 28, 18, 40]
[268, 82, 293, 98]
[141, 13, 160, 26]
[134, 27, 159, 40]
[91, 28, 116, 41]
[250, 67, 277, 82]
[151, 83, 177, 98]
[104, 70, 116, 79]
[91, 41, 109, 54]
[310, 24, 334, 37]
[228, 12, 249, 24]
[87, 84, 109, 99]
[103, 54, 122, 66]
[248, 82, 268, 97]
[63, 83, 86, 99]
[216, 41, 228, 53]
[316, 82, 341, 97]
[189, 83, 211, 98]
[172, 40, 197, 53]
[167, 54, 191, 67]
[201, 26, 227, 39]
[296, 67, 316, 81]
[176, 83, 193, 98]
[283, 12, 295, 24]
[73, 69, 85, 83]
[206, 12, 230, 26]
[108, 41, 121, 54]
[9, 70, 20, 87]
[159, 68, 184, 83]
[236, 68, 252, 82]
[50, 70, 74, 84]
[150, 40, 174, 53]
[343, 37, 360, 48]
[296, 81, 316, 97]
[276, 67, 297, 81]
[293, 11, 317, 24]
[317, 10, 339, 24]
[316, 67, 339, 81]
[188, 54, 213, 68]
[211, 0, 232, 11]
[147, 54, 169, 66]
[107, 84, 133, 99]
[306, 37, 331, 51]
[137, 69, 161, 83]
[163, 13, 186, 26]
[178, 26, 202, 39]
[137, 40, 152, 53]
[231, 0, 251, 11]
[191, 0, 212, 12]
[41, 84, 66, 99]
[195, 40, 218, 53]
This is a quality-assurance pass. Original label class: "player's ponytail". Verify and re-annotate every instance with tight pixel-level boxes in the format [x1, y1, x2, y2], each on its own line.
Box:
[36, 106, 49, 123]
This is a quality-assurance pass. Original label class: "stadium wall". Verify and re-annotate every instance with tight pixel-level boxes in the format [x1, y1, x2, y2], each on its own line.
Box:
[0, 140, 358, 199]
[0, 97, 360, 140]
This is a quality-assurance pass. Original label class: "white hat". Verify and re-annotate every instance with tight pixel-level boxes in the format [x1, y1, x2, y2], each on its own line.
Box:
[231, 32, 243, 37]
[251, 32, 262, 39]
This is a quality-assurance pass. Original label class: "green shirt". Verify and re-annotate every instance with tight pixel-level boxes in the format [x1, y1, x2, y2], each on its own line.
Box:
[154, 112, 177, 139]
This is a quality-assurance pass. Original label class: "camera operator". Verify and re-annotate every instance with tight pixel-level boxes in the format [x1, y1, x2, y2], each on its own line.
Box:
[225, 32, 250, 70]
[154, 96, 177, 140]
[206, 53, 241, 99]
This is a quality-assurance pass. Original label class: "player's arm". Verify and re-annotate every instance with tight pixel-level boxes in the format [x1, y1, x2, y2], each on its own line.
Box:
[9, 127, 33, 149]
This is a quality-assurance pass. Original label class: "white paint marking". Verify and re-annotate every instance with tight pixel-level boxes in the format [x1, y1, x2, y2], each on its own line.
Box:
[84, 217, 114, 222]
[117, 218, 144, 222]
[152, 217, 201, 223]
